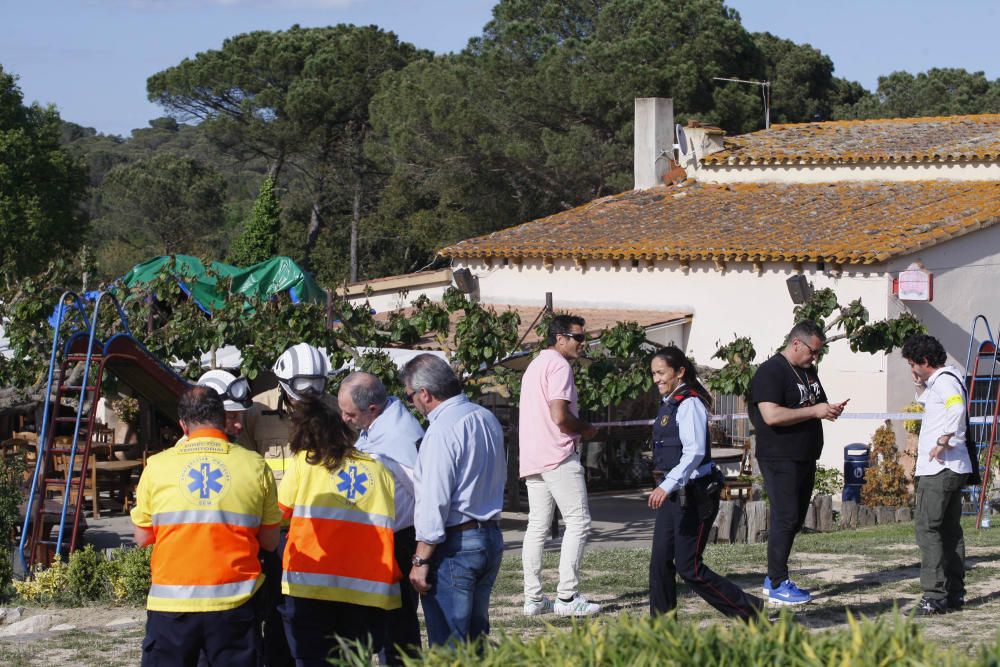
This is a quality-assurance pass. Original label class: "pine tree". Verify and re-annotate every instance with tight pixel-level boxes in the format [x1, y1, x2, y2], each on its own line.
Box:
[229, 176, 281, 266]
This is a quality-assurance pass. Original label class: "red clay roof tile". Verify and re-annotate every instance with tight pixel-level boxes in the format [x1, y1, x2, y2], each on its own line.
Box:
[439, 181, 1000, 265]
[703, 114, 1000, 165]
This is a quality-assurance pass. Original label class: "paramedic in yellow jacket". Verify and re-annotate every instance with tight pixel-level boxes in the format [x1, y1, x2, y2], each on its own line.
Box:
[242, 342, 336, 666]
[131, 386, 281, 667]
[277, 395, 400, 665]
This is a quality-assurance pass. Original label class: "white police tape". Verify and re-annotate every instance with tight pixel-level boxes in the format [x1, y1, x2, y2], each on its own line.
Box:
[591, 413, 994, 428]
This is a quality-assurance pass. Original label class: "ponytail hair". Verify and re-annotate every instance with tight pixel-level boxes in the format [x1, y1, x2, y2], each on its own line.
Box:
[650, 346, 713, 410]
[289, 396, 356, 472]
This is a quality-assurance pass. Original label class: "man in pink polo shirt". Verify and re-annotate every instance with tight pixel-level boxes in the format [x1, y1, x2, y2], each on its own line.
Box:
[519, 314, 601, 617]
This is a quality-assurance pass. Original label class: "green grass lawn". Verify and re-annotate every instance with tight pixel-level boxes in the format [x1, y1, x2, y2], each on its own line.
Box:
[1, 517, 998, 664]
[489, 517, 1000, 647]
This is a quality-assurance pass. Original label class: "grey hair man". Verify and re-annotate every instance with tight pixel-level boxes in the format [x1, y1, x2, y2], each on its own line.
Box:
[337, 371, 424, 664]
[402, 354, 506, 647]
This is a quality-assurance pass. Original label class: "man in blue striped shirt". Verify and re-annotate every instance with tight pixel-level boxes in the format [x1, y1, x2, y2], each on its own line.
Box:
[402, 354, 507, 647]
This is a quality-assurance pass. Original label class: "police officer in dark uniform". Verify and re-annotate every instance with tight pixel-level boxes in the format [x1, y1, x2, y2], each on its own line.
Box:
[647, 346, 763, 620]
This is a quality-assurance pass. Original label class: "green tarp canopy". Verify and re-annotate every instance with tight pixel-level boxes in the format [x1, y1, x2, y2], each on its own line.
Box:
[117, 255, 327, 313]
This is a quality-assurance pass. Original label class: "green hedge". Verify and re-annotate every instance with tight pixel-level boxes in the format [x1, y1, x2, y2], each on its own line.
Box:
[393, 612, 999, 667]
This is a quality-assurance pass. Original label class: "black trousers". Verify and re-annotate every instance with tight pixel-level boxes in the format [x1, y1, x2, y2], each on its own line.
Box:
[260, 539, 294, 667]
[649, 483, 763, 620]
[384, 526, 422, 665]
[142, 595, 259, 667]
[279, 596, 386, 667]
[758, 458, 816, 584]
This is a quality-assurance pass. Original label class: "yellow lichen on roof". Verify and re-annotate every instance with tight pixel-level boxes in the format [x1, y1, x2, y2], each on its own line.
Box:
[702, 114, 1000, 165]
[439, 181, 1000, 265]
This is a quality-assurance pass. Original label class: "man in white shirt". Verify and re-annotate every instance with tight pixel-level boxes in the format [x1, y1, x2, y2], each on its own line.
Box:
[902, 334, 973, 615]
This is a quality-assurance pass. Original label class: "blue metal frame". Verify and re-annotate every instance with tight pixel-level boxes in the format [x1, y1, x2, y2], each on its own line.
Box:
[18, 291, 133, 570]
[17, 292, 90, 572]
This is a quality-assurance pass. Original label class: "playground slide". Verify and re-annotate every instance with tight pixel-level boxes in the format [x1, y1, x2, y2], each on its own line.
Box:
[68, 333, 190, 420]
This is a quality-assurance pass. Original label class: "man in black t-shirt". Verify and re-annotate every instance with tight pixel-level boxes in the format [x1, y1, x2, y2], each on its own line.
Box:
[750, 320, 848, 605]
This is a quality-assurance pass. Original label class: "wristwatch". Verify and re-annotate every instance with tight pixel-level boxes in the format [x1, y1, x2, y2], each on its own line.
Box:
[411, 554, 430, 567]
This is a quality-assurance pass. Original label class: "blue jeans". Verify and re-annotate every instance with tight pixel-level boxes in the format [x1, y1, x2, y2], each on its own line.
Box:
[421, 523, 503, 647]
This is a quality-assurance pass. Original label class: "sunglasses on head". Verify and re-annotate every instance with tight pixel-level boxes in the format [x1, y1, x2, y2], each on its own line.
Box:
[559, 332, 586, 343]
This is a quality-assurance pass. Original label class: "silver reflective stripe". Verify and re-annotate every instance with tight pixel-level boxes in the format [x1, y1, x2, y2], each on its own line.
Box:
[283, 571, 400, 598]
[292, 505, 392, 529]
[149, 578, 259, 599]
[152, 510, 262, 528]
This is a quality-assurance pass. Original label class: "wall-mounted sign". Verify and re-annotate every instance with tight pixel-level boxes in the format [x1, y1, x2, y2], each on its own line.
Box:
[895, 262, 933, 302]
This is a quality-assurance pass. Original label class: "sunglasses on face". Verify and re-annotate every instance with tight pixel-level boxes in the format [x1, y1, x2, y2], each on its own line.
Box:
[559, 332, 586, 343]
[797, 338, 821, 357]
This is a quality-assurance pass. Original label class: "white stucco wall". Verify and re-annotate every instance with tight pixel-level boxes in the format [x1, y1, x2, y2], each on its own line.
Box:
[344, 284, 452, 314]
[888, 222, 1000, 372]
[694, 161, 1000, 184]
[460, 256, 897, 471]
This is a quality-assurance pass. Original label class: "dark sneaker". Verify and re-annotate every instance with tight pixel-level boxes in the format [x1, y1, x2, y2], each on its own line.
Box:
[947, 596, 965, 612]
[918, 597, 947, 615]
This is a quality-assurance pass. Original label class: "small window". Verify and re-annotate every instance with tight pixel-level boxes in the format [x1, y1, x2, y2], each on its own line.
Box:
[630, 259, 640, 269]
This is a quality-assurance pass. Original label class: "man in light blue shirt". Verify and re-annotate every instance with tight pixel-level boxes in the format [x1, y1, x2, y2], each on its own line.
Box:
[338, 371, 424, 664]
[401, 354, 506, 648]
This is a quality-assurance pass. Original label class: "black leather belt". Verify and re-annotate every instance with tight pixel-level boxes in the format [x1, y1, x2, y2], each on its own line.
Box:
[446, 519, 498, 533]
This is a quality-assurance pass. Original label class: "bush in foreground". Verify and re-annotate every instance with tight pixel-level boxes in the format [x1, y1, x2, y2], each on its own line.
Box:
[389, 612, 999, 667]
[14, 545, 151, 605]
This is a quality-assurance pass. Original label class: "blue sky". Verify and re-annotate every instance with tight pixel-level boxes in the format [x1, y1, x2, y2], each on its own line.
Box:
[1, 0, 998, 137]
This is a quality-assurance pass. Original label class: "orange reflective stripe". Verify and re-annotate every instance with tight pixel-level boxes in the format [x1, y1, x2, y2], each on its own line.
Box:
[285, 518, 398, 584]
[151, 523, 261, 586]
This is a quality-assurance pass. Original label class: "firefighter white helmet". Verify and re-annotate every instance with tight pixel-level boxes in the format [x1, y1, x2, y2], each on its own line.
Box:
[197, 369, 252, 412]
[273, 343, 329, 401]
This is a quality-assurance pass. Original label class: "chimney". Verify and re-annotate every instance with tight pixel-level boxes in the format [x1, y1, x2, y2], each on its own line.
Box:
[633, 98, 674, 190]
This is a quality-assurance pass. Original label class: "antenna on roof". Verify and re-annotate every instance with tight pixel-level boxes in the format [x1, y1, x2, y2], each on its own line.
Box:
[713, 77, 771, 129]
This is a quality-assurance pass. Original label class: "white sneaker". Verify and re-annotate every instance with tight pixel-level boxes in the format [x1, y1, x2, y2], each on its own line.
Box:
[523, 596, 554, 616]
[554, 594, 601, 616]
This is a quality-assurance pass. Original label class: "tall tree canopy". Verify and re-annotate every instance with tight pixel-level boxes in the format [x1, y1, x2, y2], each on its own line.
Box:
[836, 68, 1000, 119]
[147, 24, 427, 278]
[94, 154, 226, 276]
[0, 66, 88, 283]
[369, 0, 859, 275]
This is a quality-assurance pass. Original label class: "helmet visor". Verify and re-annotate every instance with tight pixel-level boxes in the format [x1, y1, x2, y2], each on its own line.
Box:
[288, 375, 327, 397]
[220, 376, 251, 407]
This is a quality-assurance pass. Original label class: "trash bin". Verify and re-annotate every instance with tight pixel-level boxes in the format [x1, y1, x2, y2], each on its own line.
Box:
[842, 444, 870, 502]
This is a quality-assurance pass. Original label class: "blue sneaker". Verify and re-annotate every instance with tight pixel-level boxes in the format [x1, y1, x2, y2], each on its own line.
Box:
[762, 576, 772, 595]
[768, 579, 812, 605]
